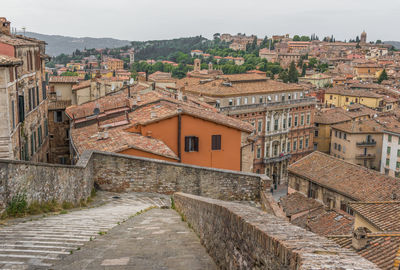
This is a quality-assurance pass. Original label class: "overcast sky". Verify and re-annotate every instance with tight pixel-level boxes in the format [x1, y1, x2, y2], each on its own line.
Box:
[2, 0, 400, 42]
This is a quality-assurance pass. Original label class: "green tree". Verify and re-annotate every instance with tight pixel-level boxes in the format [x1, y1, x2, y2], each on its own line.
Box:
[293, 35, 301, 41]
[378, 69, 388, 83]
[84, 73, 90, 80]
[300, 36, 311, 41]
[288, 61, 299, 83]
[301, 64, 306, 77]
[376, 40, 382, 44]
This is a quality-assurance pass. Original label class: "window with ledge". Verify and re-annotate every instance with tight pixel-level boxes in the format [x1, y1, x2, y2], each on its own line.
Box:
[288, 116, 292, 128]
[294, 115, 298, 127]
[306, 113, 310, 125]
[256, 146, 261, 158]
[274, 119, 279, 131]
[300, 114, 304, 125]
[228, 99, 233, 106]
[211, 135, 221, 150]
[287, 142, 291, 152]
[388, 135, 392, 142]
[54, 111, 63, 123]
[236, 97, 241, 105]
[293, 140, 297, 151]
[185, 136, 199, 152]
[257, 120, 262, 133]
[315, 130, 318, 137]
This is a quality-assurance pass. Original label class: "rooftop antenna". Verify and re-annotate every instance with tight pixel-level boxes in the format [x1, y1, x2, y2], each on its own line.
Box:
[22, 27, 26, 36]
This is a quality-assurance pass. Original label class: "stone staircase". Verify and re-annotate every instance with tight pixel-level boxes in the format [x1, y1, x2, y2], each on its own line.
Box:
[0, 193, 171, 269]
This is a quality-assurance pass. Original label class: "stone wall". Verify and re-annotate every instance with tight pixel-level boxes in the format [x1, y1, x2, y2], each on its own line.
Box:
[0, 156, 93, 210]
[91, 151, 269, 201]
[0, 150, 269, 211]
[173, 192, 378, 270]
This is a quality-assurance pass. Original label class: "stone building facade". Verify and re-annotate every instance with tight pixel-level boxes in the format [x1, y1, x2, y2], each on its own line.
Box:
[0, 18, 49, 162]
[47, 76, 79, 164]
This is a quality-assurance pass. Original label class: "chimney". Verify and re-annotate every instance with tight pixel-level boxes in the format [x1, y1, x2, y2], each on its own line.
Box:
[352, 227, 368, 250]
[152, 82, 156, 90]
[0, 17, 11, 35]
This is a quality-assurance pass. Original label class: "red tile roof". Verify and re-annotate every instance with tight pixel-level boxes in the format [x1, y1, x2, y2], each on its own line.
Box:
[71, 123, 178, 160]
[349, 201, 400, 231]
[288, 151, 400, 201]
[329, 233, 400, 270]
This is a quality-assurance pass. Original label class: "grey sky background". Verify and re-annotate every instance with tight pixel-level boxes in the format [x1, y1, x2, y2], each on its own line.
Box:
[2, 0, 400, 42]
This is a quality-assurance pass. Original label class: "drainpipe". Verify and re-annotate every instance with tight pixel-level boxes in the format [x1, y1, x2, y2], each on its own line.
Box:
[177, 113, 182, 162]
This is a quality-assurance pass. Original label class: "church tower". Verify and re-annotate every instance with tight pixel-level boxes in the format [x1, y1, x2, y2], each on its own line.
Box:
[360, 31, 367, 43]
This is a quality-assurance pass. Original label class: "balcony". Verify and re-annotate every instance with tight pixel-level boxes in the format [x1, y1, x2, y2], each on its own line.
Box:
[355, 154, 376, 159]
[264, 153, 291, 164]
[356, 140, 376, 147]
[220, 97, 317, 113]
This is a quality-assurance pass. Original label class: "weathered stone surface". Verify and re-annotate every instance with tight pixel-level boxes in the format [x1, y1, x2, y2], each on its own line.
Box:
[173, 192, 379, 270]
[91, 151, 270, 201]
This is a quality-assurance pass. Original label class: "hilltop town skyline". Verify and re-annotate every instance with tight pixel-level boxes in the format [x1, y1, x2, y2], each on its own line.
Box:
[2, 0, 400, 41]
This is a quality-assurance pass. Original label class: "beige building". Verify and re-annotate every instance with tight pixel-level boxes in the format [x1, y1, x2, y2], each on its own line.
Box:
[0, 19, 49, 162]
[299, 73, 333, 88]
[314, 104, 375, 153]
[330, 119, 383, 170]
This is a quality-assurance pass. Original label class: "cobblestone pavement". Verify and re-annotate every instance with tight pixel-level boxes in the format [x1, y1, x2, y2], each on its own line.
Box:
[0, 193, 171, 270]
[53, 208, 217, 270]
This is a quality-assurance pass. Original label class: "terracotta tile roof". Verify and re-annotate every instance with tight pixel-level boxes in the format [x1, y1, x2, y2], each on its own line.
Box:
[177, 76, 303, 97]
[71, 123, 178, 160]
[314, 109, 352, 124]
[66, 90, 131, 121]
[375, 115, 400, 134]
[72, 80, 91, 91]
[326, 87, 383, 98]
[288, 151, 400, 201]
[128, 92, 254, 133]
[331, 119, 383, 134]
[0, 34, 38, 46]
[314, 106, 375, 125]
[0, 54, 22, 66]
[279, 192, 322, 216]
[349, 201, 400, 231]
[292, 207, 354, 236]
[66, 86, 253, 133]
[328, 233, 400, 270]
[49, 76, 79, 84]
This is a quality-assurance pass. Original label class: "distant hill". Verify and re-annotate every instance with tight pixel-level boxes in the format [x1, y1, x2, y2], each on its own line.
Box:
[384, 41, 400, 49]
[18, 32, 132, 56]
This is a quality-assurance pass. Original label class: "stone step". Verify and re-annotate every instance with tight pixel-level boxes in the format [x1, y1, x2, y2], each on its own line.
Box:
[0, 192, 169, 269]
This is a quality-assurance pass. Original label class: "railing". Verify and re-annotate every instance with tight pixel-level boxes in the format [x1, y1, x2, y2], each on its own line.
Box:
[264, 153, 291, 164]
[356, 140, 376, 146]
[355, 154, 376, 159]
[220, 97, 317, 112]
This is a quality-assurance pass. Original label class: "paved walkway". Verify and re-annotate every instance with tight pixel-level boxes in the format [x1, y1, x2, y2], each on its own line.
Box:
[0, 193, 171, 270]
[53, 208, 217, 270]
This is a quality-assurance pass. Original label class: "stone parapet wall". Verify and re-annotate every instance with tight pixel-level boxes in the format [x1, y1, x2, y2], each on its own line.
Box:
[91, 151, 269, 201]
[173, 192, 378, 270]
[0, 158, 93, 211]
[0, 150, 269, 211]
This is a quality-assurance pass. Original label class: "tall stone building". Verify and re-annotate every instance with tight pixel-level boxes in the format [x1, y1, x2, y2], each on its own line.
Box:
[178, 73, 316, 184]
[0, 18, 49, 162]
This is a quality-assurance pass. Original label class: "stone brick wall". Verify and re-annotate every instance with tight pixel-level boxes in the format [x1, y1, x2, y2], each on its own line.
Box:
[91, 151, 269, 201]
[0, 150, 269, 212]
[0, 158, 93, 211]
[173, 192, 378, 270]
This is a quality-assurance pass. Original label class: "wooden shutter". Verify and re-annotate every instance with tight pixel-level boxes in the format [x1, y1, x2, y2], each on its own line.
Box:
[194, 137, 199, 152]
[184, 137, 189, 152]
